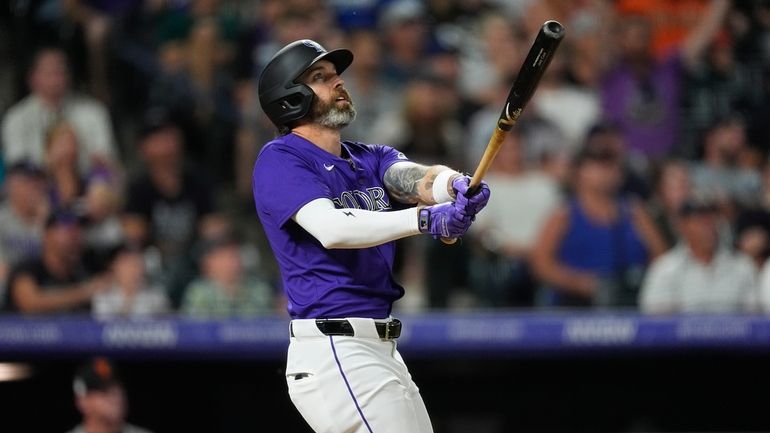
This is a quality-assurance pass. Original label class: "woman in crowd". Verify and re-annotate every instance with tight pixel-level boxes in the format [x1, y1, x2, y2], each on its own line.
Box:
[531, 142, 668, 307]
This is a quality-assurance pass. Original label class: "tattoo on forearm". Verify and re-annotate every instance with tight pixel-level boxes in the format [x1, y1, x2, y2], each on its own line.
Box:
[384, 164, 429, 204]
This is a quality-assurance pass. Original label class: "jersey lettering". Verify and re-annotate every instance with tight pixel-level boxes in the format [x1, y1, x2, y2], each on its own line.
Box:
[331, 187, 391, 211]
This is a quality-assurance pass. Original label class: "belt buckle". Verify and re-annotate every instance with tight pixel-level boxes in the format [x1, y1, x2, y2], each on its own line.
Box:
[384, 319, 401, 340]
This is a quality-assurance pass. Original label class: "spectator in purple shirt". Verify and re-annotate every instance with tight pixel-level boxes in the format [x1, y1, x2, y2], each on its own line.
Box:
[601, 0, 731, 161]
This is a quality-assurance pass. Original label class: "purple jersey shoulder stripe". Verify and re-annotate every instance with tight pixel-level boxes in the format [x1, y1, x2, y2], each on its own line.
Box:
[329, 336, 374, 433]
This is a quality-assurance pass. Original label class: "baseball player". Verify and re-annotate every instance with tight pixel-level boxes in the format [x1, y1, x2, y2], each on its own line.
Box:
[252, 39, 491, 433]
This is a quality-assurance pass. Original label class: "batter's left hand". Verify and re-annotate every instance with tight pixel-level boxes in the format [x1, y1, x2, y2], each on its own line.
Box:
[452, 176, 491, 216]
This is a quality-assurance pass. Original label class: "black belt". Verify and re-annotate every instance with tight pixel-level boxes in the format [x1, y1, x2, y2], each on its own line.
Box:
[291, 319, 402, 340]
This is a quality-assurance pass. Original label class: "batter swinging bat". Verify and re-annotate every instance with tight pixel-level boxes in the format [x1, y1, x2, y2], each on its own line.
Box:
[443, 20, 565, 245]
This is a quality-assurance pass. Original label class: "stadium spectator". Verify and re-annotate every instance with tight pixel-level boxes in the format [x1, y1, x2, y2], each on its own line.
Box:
[44, 121, 85, 210]
[81, 177, 124, 259]
[640, 196, 758, 313]
[92, 244, 169, 320]
[734, 157, 770, 269]
[601, 0, 731, 160]
[649, 159, 694, 248]
[531, 144, 667, 307]
[689, 115, 762, 210]
[1, 47, 118, 175]
[181, 236, 274, 318]
[465, 75, 522, 166]
[68, 357, 153, 433]
[582, 122, 651, 199]
[379, 0, 430, 86]
[122, 114, 217, 258]
[531, 48, 601, 150]
[370, 76, 463, 167]
[458, 13, 523, 106]
[4, 211, 107, 314]
[61, 0, 126, 104]
[147, 17, 238, 184]
[614, 0, 710, 58]
[0, 162, 48, 307]
[340, 30, 400, 141]
[44, 120, 123, 269]
[122, 113, 222, 306]
[681, 29, 758, 158]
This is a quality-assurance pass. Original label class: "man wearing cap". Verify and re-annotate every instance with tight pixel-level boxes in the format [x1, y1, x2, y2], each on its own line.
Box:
[5, 211, 108, 314]
[639, 196, 758, 313]
[253, 39, 490, 433]
[0, 162, 48, 307]
[68, 357, 153, 433]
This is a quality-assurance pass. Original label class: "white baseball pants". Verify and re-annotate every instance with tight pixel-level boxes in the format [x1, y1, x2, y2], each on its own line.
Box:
[286, 318, 434, 433]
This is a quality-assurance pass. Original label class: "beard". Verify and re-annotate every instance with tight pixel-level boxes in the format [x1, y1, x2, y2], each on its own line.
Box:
[310, 88, 356, 129]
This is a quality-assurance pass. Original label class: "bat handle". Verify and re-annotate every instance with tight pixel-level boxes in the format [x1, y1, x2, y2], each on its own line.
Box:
[439, 127, 508, 246]
[465, 178, 483, 197]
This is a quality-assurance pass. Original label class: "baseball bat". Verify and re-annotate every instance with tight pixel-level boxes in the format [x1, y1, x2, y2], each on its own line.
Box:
[443, 20, 565, 245]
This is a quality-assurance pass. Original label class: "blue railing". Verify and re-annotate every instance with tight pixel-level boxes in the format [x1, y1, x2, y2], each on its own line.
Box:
[1, 312, 769, 359]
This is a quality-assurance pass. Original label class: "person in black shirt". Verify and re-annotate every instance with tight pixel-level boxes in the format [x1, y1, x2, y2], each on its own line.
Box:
[6, 211, 107, 314]
[123, 115, 217, 256]
[122, 111, 224, 305]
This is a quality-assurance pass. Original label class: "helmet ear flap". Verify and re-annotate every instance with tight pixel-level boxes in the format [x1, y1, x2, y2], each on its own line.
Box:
[280, 91, 308, 112]
[272, 84, 314, 128]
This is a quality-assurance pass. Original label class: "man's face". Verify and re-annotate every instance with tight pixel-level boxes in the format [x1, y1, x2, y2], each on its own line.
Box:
[77, 385, 127, 425]
[298, 60, 356, 129]
[204, 244, 242, 285]
[30, 51, 70, 100]
[141, 127, 183, 169]
[681, 211, 719, 253]
[710, 121, 746, 162]
[45, 223, 82, 263]
[618, 17, 652, 59]
[46, 127, 79, 168]
[578, 154, 623, 194]
[6, 174, 46, 215]
[112, 251, 146, 290]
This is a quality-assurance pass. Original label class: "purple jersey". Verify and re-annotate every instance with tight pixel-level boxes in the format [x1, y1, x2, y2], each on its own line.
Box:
[252, 133, 409, 319]
[601, 51, 683, 158]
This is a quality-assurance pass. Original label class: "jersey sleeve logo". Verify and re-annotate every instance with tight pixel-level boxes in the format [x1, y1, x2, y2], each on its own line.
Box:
[396, 152, 407, 160]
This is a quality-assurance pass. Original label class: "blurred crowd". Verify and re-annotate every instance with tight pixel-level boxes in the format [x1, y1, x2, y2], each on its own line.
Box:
[0, 0, 770, 318]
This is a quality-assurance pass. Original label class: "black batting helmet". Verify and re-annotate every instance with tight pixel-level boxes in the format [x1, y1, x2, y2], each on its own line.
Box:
[258, 40, 353, 131]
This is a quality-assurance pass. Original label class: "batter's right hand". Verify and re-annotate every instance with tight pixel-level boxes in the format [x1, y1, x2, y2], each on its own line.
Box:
[418, 202, 473, 239]
[452, 176, 491, 216]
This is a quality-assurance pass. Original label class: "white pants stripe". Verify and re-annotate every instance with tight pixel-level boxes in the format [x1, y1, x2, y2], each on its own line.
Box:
[330, 335, 375, 433]
[286, 318, 434, 433]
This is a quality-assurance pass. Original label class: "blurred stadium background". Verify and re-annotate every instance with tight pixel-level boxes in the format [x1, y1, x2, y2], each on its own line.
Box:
[1, 0, 770, 432]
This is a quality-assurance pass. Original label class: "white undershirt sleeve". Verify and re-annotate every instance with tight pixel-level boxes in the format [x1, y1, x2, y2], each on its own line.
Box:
[293, 198, 421, 249]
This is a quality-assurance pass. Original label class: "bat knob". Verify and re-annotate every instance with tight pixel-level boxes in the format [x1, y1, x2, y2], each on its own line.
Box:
[543, 20, 565, 40]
